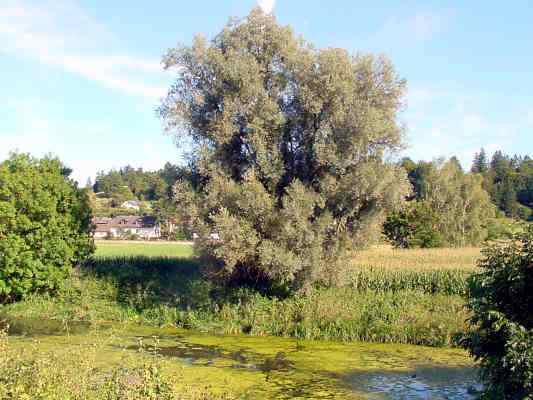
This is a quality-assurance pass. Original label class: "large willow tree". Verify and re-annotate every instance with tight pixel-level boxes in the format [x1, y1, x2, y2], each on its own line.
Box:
[160, 9, 410, 292]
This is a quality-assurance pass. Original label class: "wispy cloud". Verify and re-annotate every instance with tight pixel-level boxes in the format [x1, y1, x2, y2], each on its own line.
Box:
[0, 0, 166, 99]
[373, 12, 449, 46]
[0, 97, 179, 183]
[404, 84, 530, 168]
[258, 0, 276, 14]
[461, 113, 485, 137]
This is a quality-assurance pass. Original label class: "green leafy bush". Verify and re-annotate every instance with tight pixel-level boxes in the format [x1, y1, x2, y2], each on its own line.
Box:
[383, 202, 443, 248]
[0, 154, 94, 303]
[462, 226, 533, 399]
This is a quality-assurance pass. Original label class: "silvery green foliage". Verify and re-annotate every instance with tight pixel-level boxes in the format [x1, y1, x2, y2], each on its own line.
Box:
[161, 9, 409, 292]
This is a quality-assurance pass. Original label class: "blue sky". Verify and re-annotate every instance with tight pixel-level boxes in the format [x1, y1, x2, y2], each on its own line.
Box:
[1, 0, 532, 184]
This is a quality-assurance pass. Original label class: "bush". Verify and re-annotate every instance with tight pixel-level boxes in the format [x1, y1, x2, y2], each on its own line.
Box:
[462, 226, 533, 399]
[0, 154, 94, 303]
[485, 217, 522, 241]
[383, 202, 443, 248]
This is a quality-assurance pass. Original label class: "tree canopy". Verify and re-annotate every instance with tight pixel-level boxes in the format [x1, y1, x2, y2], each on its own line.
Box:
[479, 150, 533, 220]
[160, 9, 409, 291]
[385, 158, 496, 248]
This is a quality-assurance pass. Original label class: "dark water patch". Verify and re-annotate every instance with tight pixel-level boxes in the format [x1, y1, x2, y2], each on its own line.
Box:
[120, 336, 357, 398]
[347, 365, 482, 399]
[0, 316, 91, 336]
[121, 337, 295, 373]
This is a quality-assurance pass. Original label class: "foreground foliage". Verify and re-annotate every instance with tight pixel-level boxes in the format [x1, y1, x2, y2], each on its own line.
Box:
[161, 8, 409, 292]
[0, 329, 232, 399]
[0, 154, 93, 303]
[462, 226, 533, 399]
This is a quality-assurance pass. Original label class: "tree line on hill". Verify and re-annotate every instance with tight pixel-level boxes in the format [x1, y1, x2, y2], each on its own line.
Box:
[88, 163, 196, 239]
[471, 148, 533, 220]
[91, 147, 532, 248]
[90, 163, 188, 205]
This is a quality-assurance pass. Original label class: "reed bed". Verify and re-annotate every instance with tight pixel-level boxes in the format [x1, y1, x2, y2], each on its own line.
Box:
[1, 246, 482, 348]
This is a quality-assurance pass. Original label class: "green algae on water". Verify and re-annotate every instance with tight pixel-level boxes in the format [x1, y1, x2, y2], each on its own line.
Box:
[4, 321, 479, 399]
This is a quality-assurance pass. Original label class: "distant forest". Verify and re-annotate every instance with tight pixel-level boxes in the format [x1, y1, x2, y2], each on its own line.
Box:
[90, 149, 532, 223]
[469, 149, 532, 220]
[90, 163, 188, 206]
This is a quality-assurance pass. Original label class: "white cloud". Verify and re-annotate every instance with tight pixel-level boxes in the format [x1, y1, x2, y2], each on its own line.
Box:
[408, 14, 443, 41]
[0, 96, 183, 184]
[258, 0, 276, 14]
[0, 0, 166, 99]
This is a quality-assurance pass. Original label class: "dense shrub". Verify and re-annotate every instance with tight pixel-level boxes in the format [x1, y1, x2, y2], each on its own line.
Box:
[485, 217, 523, 241]
[383, 202, 444, 248]
[462, 226, 533, 399]
[0, 154, 94, 303]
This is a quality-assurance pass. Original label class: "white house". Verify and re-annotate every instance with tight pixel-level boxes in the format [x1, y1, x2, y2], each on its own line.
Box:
[93, 216, 161, 239]
[121, 200, 141, 210]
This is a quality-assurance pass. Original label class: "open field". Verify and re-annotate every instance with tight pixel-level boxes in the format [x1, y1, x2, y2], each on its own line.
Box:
[96, 241, 481, 270]
[94, 242, 481, 296]
[95, 241, 194, 258]
[353, 246, 481, 271]
[349, 246, 481, 295]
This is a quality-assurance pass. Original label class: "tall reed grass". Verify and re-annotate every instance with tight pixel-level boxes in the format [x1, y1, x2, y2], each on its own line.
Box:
[0, 249, 477, 348]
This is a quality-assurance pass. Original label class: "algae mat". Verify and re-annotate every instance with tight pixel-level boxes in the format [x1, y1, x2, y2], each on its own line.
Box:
[4, 319, 479, 399]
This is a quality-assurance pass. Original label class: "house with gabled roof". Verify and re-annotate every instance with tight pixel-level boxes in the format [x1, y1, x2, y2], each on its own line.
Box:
[92, 215, 160, 239]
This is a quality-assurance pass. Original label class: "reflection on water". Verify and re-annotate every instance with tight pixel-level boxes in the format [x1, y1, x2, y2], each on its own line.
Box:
[0, 315, 92, 336]
[1, 317, 481, 399]
[349, 371, 482, 399]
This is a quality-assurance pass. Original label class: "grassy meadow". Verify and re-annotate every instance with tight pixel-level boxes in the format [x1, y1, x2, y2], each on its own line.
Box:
[95, 241, 194, 258]
[0, 242, 481, 348]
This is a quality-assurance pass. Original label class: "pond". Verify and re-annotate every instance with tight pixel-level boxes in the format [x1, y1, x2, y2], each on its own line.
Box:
[2, 317, 481, 399]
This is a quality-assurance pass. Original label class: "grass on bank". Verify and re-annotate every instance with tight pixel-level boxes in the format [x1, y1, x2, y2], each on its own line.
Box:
[1, 244, 475, 347]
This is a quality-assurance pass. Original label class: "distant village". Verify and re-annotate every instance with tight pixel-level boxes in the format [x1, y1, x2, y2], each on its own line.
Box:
[88, 165, 183, 241]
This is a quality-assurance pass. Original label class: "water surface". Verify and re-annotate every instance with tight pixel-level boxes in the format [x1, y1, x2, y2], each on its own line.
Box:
[2, 317, 480, 399]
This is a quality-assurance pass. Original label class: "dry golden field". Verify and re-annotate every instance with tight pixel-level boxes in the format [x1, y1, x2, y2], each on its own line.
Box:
[353, 245, 482, 271]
